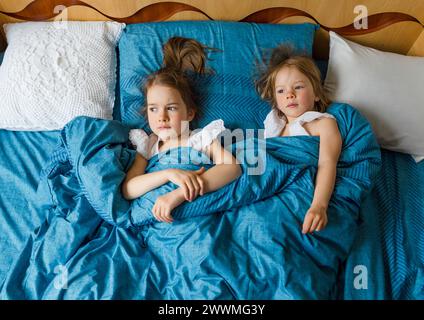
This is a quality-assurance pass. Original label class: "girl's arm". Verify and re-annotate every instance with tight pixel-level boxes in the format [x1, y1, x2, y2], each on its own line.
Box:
[156, 139, 242, 205]
[200, 139, 242, 193]
[312, 118, 342, 209]
[122, 154, 206, 201]
[302, 118, 342, 234]
[122, 154, 169, 200]
[152, 140, 242, 223]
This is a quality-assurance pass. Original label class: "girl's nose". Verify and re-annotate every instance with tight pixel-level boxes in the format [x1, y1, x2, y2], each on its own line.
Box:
[286, 91, 295, 99]
[158, 110, 169, 121]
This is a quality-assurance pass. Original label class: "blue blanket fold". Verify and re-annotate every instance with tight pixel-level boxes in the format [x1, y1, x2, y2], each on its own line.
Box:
[0, 103, 381, 300]
[131, 137, 317, 227]
[62, 118, 136, 228]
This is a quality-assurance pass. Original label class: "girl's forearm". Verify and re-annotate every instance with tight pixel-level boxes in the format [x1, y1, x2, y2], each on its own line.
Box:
[123, 164, 241, 201]
[200, 164, 242, 194]
[311, 163, 337, 209]
[123, 169, 170, 200]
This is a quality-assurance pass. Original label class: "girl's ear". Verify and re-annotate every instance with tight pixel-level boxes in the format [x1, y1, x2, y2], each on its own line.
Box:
[314, 96, 320, 102]
[188, 109, 196, 121]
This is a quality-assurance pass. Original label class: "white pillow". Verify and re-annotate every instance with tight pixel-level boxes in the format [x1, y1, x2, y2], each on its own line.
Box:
[324, 31, 424, 162]
[0, 21, 125, 131]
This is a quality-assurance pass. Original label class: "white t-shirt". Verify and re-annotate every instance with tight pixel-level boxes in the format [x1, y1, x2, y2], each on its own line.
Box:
[263, 110, 335, 138]
[129, 119, 226, 159]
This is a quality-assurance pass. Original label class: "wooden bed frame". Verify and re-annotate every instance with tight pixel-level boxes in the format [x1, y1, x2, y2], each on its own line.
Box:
[0, 0, 423, 59]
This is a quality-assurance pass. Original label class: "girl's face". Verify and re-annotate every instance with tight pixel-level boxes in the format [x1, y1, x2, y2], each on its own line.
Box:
[274, 66, 319, 122]
[146, 85, 195, 141]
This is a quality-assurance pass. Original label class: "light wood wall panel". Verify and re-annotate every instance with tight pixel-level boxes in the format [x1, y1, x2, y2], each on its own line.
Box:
[1, 0, 424, 22]
[408, 30, 424, 56]
[2, 0, 422, 24]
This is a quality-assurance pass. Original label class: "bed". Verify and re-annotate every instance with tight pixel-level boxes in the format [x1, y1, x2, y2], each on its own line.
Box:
[0, 0, 423, 300]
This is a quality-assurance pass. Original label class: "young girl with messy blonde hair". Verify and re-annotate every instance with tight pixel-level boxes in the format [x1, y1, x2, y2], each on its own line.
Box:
[256, 45, 342, 234]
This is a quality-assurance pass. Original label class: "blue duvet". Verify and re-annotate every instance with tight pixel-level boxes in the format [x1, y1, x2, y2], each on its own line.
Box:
[0, 103, 381, 299]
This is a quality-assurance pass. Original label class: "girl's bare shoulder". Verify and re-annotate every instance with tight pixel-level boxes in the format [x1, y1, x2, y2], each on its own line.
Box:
[304, 117, 338, 136]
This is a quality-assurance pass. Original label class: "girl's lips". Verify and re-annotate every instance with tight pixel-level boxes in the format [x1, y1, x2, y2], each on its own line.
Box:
[286, 103, 298, 108]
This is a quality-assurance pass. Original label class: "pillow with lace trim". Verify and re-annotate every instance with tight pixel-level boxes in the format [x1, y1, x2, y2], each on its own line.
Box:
[0, 21, 125, 131]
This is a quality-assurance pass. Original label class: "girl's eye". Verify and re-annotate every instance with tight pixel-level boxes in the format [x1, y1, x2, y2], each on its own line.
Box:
[149, 107, 157, 112]
[295, 86, 304, 90]
[277, 89, 284, 94]
[167, 106, 177, 111]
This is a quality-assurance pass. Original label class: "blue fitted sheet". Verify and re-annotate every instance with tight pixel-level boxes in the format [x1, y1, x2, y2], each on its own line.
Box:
[0, 130, 60, 286]
[341, 149, 424, 300]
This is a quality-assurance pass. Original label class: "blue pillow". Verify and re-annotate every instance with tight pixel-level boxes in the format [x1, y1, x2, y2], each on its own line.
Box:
[119, 21, 318, 131]
[0, 51, 4, 65]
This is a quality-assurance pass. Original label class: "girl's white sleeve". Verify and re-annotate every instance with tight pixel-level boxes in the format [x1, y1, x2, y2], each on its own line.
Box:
[129, 129, 150, 159]
[189, 119, 226, 153]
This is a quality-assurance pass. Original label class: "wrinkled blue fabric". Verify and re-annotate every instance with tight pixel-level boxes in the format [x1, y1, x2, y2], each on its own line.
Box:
[0, 103, 381, 299]
[341, 149, 424, 300]
[0, 130, 60, 289]
[130, 138, 314, 227]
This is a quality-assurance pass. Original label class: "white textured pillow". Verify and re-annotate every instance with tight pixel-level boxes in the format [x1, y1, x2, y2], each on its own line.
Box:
[0, 21, 124, 131]
[324, 31, 424, 162]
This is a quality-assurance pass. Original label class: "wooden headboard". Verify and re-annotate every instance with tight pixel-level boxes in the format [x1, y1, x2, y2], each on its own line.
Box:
[0, 0, 423, 58]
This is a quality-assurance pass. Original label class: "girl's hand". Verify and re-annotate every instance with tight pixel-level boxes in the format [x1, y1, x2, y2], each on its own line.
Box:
[167, 168, 206, 202]
[302, 205, 328, 234]
[152, 191, 183, 223]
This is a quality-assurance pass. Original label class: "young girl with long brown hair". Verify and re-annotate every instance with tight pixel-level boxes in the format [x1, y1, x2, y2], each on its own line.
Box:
[122, 37, 241, 223]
